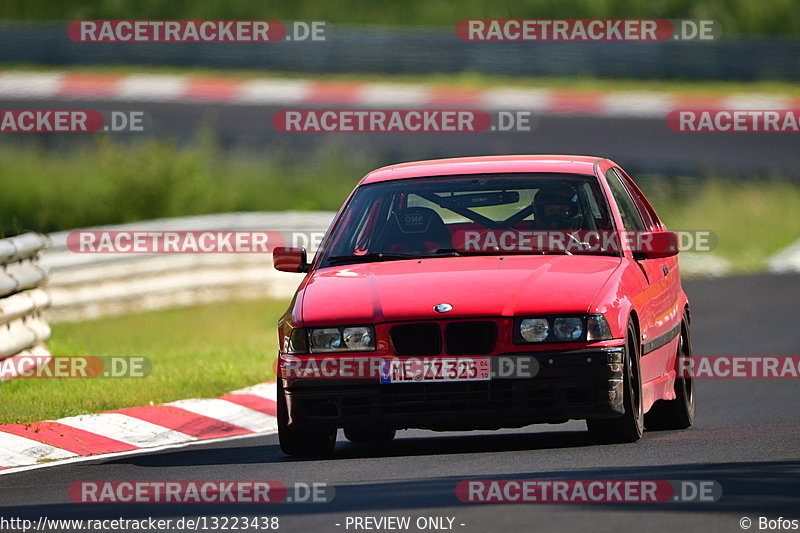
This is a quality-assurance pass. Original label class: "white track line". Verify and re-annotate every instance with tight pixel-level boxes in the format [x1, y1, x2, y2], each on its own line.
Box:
[56, 413, 196, 447]
[0, 432, 77, 467]
[229, 382, 277, 402]
[167, 398, 277, 432]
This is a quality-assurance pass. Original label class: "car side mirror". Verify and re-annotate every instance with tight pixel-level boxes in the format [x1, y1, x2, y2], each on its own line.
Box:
[273, 246, 309, 273]
[632, 231, 679, 260]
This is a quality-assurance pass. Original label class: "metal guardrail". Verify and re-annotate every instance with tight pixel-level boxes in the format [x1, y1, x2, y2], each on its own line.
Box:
[41, 212, 336, 321]
[0, 233, 52, 380]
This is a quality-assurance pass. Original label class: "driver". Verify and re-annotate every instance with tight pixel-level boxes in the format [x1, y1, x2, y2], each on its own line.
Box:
[533, 183, 584, 230]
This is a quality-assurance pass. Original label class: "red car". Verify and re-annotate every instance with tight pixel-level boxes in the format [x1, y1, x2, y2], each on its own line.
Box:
[273, 155, 695, 456]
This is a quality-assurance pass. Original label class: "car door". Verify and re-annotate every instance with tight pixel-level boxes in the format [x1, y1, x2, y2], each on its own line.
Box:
[605, 168, 679, 385]
[616, 168, 682, 379]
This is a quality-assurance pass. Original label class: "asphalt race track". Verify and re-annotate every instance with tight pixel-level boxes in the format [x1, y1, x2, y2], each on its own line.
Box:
[3, 99, 800, 177]
[1, 273, 799, 532]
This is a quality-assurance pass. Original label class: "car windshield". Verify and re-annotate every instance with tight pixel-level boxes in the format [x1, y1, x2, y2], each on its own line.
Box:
[319, 173, 618, 267]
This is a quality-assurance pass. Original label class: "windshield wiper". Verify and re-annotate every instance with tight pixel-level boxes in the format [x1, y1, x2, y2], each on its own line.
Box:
[327, 252, 420, 264]
[327, 249, 465, 265]
[429, 248, 462, 257]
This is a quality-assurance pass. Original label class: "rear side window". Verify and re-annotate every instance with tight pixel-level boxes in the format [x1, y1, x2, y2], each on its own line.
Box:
[616, 169, 662, 230]
[605, 169, 645, 232]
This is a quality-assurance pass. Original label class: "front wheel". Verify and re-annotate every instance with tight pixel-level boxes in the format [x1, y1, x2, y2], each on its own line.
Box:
[586, 320, 644, 443]
[277, 382, 337, 457]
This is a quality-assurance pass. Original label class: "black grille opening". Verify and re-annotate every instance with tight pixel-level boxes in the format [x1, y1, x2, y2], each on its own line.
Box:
[445, 321, 497, 355]
[338, 382, 516, 417]
[390, 323, 441, 356]
[300, 399, 339, 417]
[380, 381, 514, 413]
[565, 388, 592, 404]
[527, 389, 556, 408]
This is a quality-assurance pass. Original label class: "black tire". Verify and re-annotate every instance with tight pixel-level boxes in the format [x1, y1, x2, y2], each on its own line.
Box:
[644, 316, 695, 430]
[586, 320, 644, 443]
[344, 427, 396, 443]
[277, 382, 337, 457]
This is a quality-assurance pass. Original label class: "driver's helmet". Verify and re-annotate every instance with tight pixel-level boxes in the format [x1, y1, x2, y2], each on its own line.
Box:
[533, 183, 584, 230]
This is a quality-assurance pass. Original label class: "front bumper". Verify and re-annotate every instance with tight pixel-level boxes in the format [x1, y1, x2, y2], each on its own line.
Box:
[282, 347, 625, 431]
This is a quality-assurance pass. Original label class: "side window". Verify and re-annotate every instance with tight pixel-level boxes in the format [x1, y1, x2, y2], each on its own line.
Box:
[605, 169, 646, 231]
[580, 182, 613, 230]
[617, 170, 662, 230]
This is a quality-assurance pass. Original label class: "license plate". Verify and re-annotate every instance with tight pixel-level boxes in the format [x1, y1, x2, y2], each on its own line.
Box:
[380, 358, 491, 383]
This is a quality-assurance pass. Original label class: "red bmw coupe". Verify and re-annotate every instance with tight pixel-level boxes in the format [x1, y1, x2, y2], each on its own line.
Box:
[273, 155, 695, 456]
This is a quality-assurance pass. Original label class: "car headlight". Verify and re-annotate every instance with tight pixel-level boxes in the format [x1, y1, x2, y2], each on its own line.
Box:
[342, 326, 374, 351]
[310, 328, 342, 352]
[586, 314, 613, 341]
[554, 317, 583, 340]
[296, 325, 375, 353]
[516, 316, 607, 343]
[519, 318, 549, 342]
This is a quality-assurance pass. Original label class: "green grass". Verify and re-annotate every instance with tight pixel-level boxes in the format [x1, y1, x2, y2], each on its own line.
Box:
[0, 135, 376, 236]
[4, 64, 800, 96]
[0, 298, 289, 424]
[2, 0, 799, 36]
[642, 177, 800, 273]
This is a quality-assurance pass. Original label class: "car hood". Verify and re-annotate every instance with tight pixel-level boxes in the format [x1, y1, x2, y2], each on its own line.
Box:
[298, 255, 621, 325]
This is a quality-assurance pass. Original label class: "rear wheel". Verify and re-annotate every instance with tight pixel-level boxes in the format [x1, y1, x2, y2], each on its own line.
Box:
[586, 320, 644, 443]
[344, 427, 396, 443]
[277, 382, 337, 457]
[645, 316, 695, 430]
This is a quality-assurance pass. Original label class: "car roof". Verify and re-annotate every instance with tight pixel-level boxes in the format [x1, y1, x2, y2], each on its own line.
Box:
[360, 155, 605, 185]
